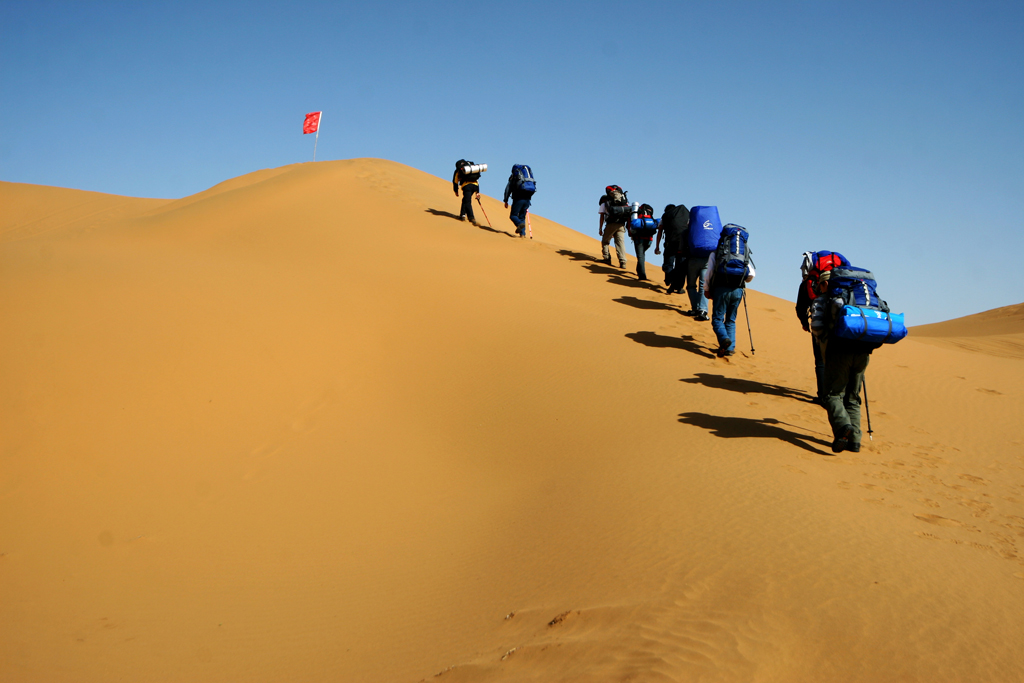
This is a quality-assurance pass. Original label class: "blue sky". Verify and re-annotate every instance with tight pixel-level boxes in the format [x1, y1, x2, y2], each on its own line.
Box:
[2, 0, 1022, 324]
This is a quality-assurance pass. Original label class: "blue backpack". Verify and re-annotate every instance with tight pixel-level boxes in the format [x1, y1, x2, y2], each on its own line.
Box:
[826, 267, 908, 344]
[687, 206, 723, 257]
[714, 224, 752, 287]
[629, 216, 659, 241]
[512, 164, 536, 194]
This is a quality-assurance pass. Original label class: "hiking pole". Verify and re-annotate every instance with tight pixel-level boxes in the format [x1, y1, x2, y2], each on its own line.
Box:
[526, 210, 533, 239]
[475, 194, 492, 228]
[862, 378, 874, 441]
[742, 289, 755, 355]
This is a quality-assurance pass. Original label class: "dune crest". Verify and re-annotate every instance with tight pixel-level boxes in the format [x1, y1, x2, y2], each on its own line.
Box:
[2, 159, 1022, 682]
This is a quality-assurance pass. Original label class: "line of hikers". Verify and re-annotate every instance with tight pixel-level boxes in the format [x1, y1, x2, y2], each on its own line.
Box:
[453, 160, 535, 238]
[453, 163, 909, 455]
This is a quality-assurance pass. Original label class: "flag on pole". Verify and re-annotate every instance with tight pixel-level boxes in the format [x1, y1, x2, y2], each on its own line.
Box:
[303, 111, 322, 135]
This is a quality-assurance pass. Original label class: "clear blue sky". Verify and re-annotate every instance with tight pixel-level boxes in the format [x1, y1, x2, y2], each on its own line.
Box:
[3, 0, 1022, 324]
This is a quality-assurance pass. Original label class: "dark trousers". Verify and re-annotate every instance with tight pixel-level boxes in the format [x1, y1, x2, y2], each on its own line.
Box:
[812, 336, 826, 399]
[459, 184, 478, 221]
[510, 197, 531, 235]
[823, 349, 870, 445]
[633, 238, 651, 279]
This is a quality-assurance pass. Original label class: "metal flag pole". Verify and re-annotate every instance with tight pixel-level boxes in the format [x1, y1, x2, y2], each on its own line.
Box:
[313, 112, 322, 162]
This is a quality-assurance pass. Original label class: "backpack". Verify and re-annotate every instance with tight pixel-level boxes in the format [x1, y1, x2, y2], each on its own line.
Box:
[687, 206, 723, 257]
[629, 204, 658, 241]
[801, 250, 849, 300]
[820, 266, 908, 344]
[713, 224, 752, 288]
[603, 185, 631, 224]
[457, 160, 481, 183]
[511, 164, 536, 194]
[660, 204, 690, 249]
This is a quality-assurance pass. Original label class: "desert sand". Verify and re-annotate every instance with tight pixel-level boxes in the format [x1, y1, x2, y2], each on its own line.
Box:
[2, 159, 1022, 682]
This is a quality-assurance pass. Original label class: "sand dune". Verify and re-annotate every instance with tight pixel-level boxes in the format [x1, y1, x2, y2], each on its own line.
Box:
[910, 303, 1024, 359]
[2, 159, 1023, 682]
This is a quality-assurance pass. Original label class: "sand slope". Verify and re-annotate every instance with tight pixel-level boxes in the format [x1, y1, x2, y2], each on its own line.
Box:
[2, 160, 1023, 682]
[911, 303, 1024, 359]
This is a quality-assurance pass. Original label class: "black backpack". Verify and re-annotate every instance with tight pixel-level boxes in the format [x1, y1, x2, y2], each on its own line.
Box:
[660, 204, 690, 249]
[456, 159, 481, 183]
[602, 185, 631, 224]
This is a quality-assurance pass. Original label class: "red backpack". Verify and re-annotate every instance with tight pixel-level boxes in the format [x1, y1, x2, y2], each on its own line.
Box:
[802, 251, 850, 299]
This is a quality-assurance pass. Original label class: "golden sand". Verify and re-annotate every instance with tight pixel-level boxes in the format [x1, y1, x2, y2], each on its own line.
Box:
[2, 159, 1022, 681]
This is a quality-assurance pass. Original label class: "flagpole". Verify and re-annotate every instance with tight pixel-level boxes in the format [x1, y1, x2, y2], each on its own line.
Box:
[313, 112, 321, 162]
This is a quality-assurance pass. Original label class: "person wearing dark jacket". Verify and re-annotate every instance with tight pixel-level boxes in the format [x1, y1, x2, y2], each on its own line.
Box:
[453, 160, 480, 224]
[796, 259, 824, 402]
[655, 204, 689, 294]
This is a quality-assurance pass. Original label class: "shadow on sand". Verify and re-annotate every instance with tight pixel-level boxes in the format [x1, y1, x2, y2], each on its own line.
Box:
[614, 296, 680, 313]
[680, 373, 816, 403]
[626, 331, 716, 359]
[424, 209, 513, 237]
[678, 413, 832, 455]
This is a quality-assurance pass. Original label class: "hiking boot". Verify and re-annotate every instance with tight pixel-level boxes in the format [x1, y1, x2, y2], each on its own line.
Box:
[619, 262, 628, 269]
[848, 442, 862, 453]
[696, 311, 710, 322]
[831, 425, 854, 453]
[460, 215, 468, 222]
[682, 310, 696, 317]
[602, 257, 612, 266]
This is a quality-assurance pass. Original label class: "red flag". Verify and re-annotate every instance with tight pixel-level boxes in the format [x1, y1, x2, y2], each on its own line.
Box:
[303, 111, 321, 135]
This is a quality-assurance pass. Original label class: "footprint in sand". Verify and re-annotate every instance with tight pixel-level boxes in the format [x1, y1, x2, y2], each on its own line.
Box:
[958, 474, 989, 485]
[976, 388, 1002, 395]
[914, 514, 981, 532]
[860, 483, 894, 493]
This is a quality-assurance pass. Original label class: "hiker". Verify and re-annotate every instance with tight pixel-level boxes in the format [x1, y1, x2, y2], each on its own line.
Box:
[628, 203, 659, 281]
[811, 265, 907, 452]
[503, 164, 536, 237]
[796, 251, 850, 403]
[684, 206, 723, 321]
[598, 185, 630, 267]
[655, 204, 690, 294]
[453, 160, 481, 224]
[703, 224, 755, 356]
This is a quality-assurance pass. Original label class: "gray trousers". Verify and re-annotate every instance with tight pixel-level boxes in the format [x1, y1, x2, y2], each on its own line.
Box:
[823, 349, 870, 445]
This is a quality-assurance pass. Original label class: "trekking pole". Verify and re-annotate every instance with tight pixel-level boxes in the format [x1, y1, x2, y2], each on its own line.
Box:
[862, 378, 874, 441]
[742, 289, 755, 355]
[526, 210, 533, 239]
[475, 194, 492, 228]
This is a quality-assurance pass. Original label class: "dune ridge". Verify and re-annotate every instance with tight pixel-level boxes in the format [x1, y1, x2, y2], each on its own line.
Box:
[2, 159, 1023, 682]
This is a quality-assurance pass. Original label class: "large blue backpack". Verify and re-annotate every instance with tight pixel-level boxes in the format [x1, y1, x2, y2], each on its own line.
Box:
[826, 267, 908, 344]
[629, 216, 659, 241]
[713, 224, 752, 288]
[512, 164, 536, 194]
[687, 206, 723, 257]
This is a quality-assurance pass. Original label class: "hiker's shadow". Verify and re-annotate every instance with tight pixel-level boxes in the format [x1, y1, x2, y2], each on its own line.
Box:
[614, 296, 679, 313]
[556, 249, 597, 262]
[424, 208, 513, 237]
[678, 413, 832, 455]
[626, 331, 716, 359]
[555, 249, 652, 289]
[680, 373, 816, 403]
[424, 208, 461, 220]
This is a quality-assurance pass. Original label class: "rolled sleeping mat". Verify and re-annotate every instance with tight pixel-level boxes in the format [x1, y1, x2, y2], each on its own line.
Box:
[462, 163, 487, 174]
